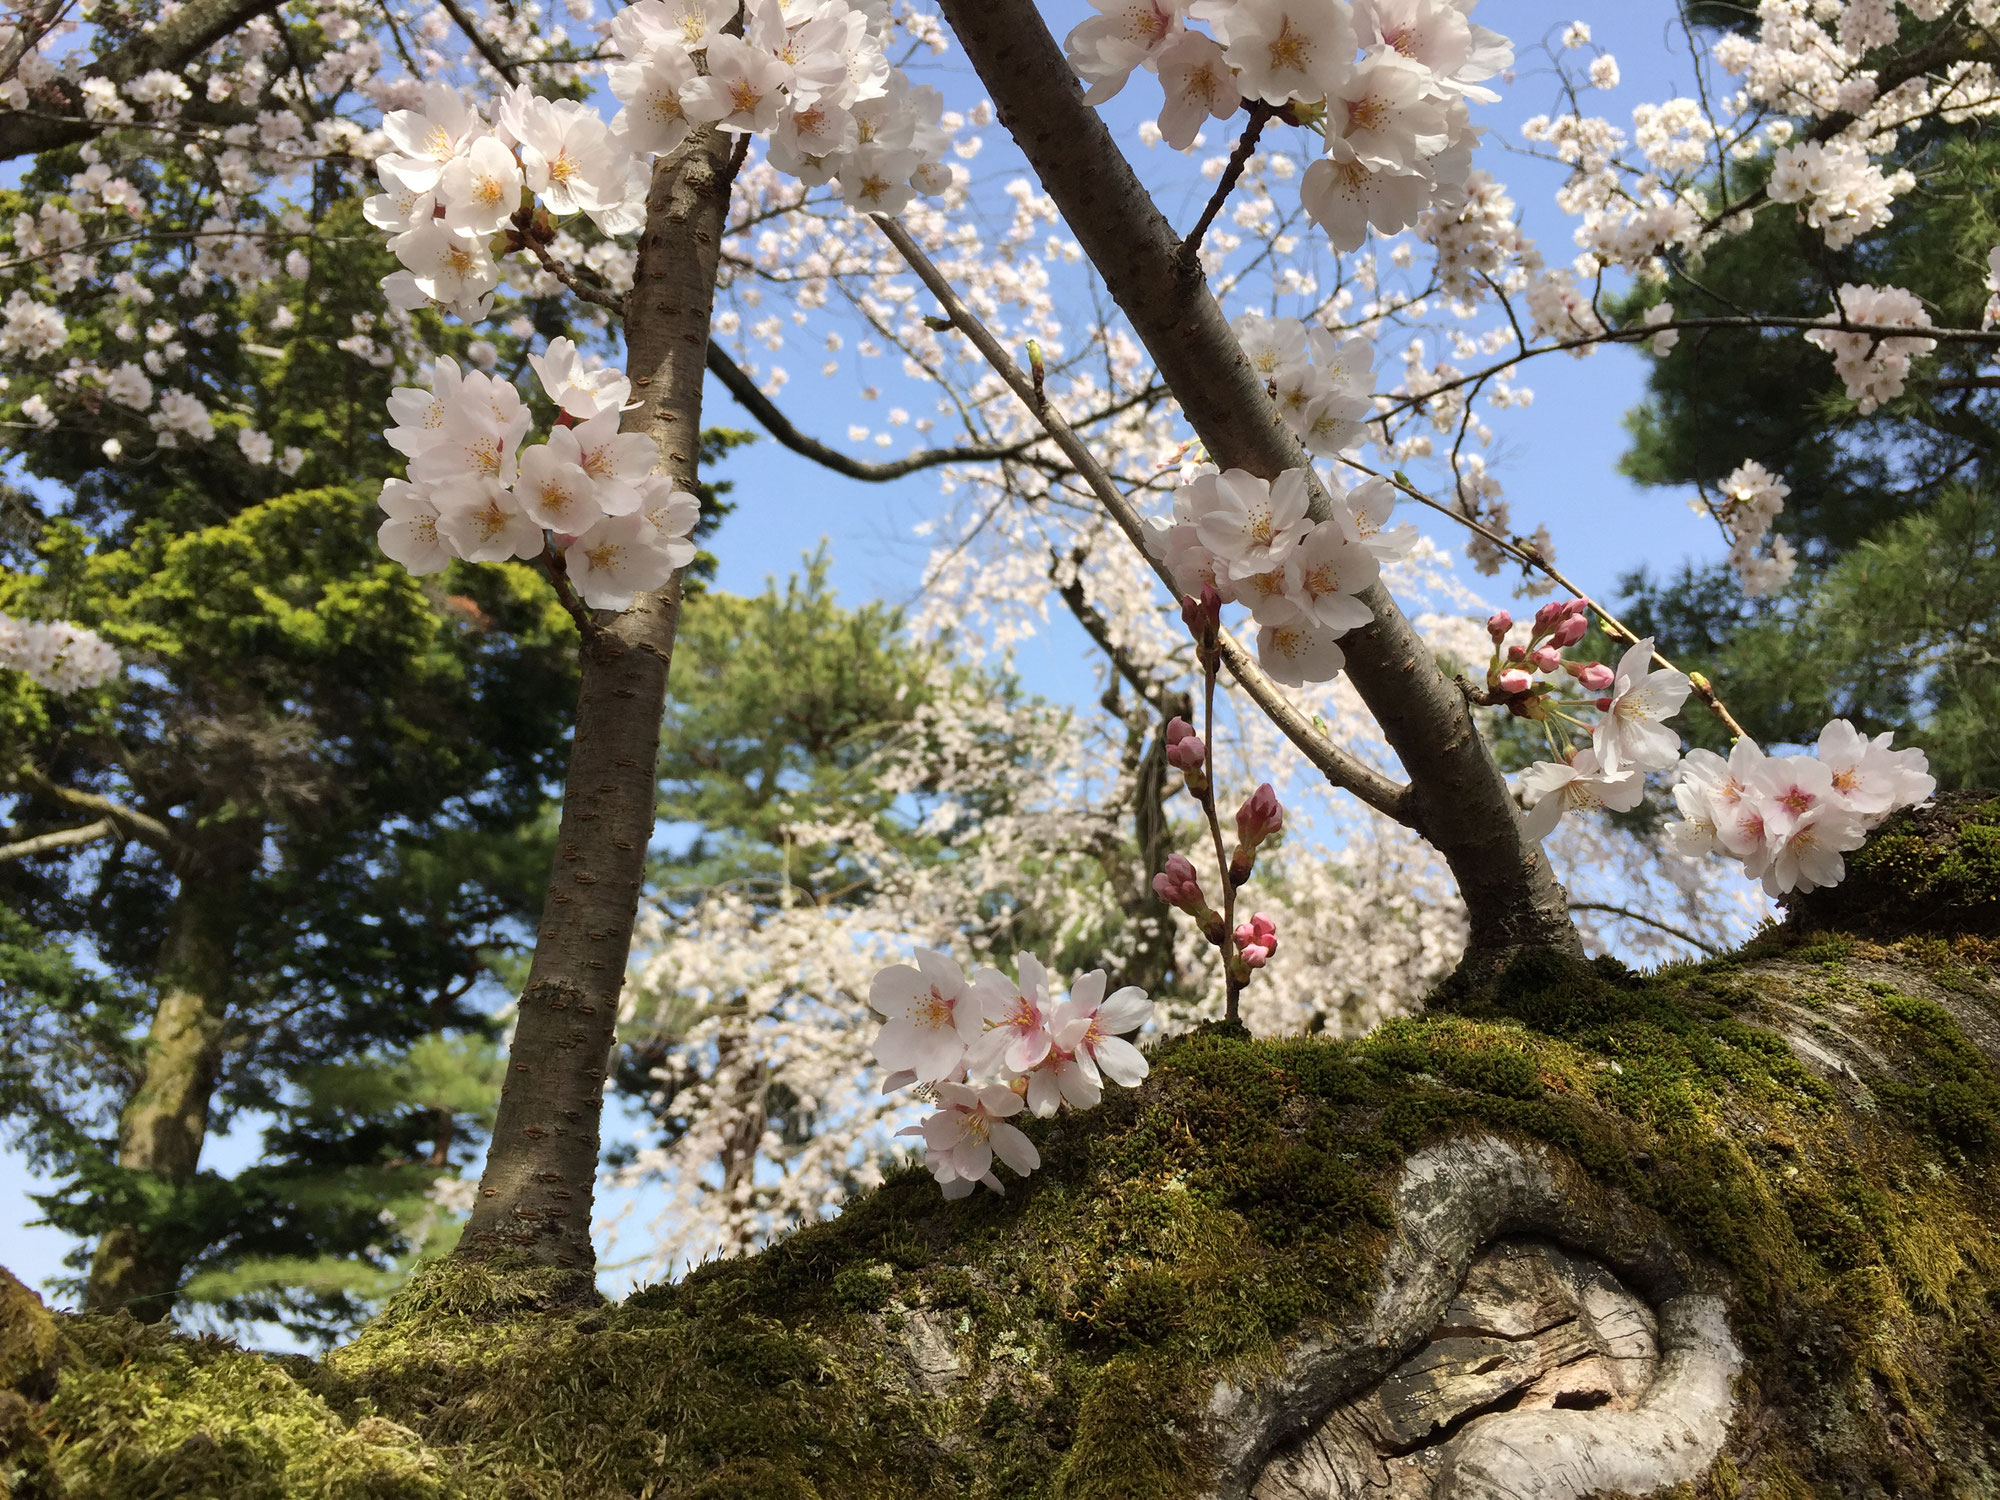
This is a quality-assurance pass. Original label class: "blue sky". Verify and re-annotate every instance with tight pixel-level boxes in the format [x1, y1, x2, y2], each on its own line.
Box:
[3, 0, 1747, 1321]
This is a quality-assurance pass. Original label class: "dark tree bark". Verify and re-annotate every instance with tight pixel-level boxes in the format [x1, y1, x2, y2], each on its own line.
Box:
[924, 0, 1579, 961]
[457, 128, 742, 1276]
[82, 827, 256, 1322]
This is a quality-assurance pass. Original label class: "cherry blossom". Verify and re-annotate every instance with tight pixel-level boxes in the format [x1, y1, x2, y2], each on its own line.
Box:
[1065, 0, 1186, 105]
[1518, 748, 1643, 842]
[0, 614, 122, 693]
[1051, 971, 1153, 1087]
[1591, 638, 1692, 776]
[917, 1082, 1039, 1194]
[1155, 31, 1238, 151]
[968, 952, 1055, 1074]
[869, 947, 982, 1082]
[1189, 467, 1314, 580]
[566, 510, 694, 610]
[376, 479, 452, 575]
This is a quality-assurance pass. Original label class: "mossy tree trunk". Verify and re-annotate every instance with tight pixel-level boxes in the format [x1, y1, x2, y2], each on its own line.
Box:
[455, 128, 743, 1278]
[11, 800, 2000, 1500]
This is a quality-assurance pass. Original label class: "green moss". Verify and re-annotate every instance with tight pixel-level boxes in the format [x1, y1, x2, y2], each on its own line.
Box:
[21, 936, 2000, 1499]
[1786, 791, 2000, 941]
[41, 1317, 444, 1499]
[1868, 991, 2000, 1152]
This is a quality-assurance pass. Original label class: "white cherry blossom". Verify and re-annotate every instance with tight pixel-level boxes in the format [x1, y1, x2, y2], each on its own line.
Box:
[1591, 638, 1692, 775]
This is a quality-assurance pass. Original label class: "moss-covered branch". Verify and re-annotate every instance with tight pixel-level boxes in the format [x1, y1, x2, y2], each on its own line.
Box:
[6, 800, 2000, 1499]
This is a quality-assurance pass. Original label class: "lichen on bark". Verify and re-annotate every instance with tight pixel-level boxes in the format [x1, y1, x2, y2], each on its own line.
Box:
[5, 803, 2000, 1500]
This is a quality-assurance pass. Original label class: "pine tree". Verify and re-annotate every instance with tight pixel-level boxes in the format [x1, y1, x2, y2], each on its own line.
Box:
[1615, 135, 2000, 783]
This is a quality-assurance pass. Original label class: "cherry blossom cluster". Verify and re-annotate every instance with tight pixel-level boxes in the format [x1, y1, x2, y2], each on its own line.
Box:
[1703, 460, 1797, 599]
[1767, 141, 1913, 252]
[374, 339, 698, 610]
[606, 0, 954, 214]
[1233, 310, 1377, 455]
[0, 613, 122, 693]
[870, 948, 1153, 1198]
[1143, 467, 1391, 685]
[1803, 283, 1935, 415]
[1506, 610, 1933, 897]
[1066, 0, 1510, 252]
[365, 0, 954, 322]
[1664, 724, 1935, 899]
[1510, 624, 1685, 843]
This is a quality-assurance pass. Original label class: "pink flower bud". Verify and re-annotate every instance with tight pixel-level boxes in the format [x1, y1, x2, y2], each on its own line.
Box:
[1164, 716, 1206, 772]
[1565, 598, 1591, 617]
[1180, 585, 1222, 641]
[1498, 668, 1532, 695]
[1529, 646, 1562, 673]
[1235, 783, 1283, 847]
[1486, 610, 1513, 642]
[1233, 912, 1278, 958]
[1152, 853, 1205, 910]
[1240, 944, 1271, 969]
[1595, 695, 1614, 712]
[1551, 614, 1587, 648]
[1579, 662, 1614, 692]
[1533, 600, 1566, 631]
[1506, 643, 1526, 662]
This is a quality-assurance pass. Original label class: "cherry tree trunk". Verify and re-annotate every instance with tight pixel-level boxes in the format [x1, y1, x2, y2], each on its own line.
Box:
[456, 128, 741, 1277]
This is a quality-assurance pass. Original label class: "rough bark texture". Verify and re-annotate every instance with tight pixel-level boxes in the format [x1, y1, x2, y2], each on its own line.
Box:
[925, 0, 1577, 962]
[457, 129, 740, 1276]
[8, 798, 2000, 1500]
[82, 830, 255, 1323]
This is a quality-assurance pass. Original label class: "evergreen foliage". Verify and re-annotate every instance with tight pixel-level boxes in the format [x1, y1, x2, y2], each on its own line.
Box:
[1615, 136, 2000, 782]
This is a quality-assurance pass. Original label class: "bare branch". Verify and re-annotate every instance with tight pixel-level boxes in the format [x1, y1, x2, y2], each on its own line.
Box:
[10, 767, 178, 853]
[436, 0, 522, 84]
[1568, 901, 1721, 956]
[1182, 101, 1274, 260]
[703, 342, 1054, 482]
[0, 818, 117, 863]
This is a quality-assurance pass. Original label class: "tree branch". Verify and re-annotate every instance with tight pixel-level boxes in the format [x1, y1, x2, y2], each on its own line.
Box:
[1340, 456, 1752, 742]
[914, 3, 1582, 956]
[703, 342, 1053, 482]
[1049, 547, 1189, 724]
[876, 215, 1415, 828]
[0, 818, 117, 863]
[1182, 101, 1272, 260]
[0, 0, 287, 160]
[10, 767, 179, 854]
[436, 0, 521, 84]
[1568, 901, 1721, 956]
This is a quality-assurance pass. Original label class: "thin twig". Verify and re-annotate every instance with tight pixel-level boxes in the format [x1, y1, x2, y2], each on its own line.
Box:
[1197, 650, 1243, 1024]
[541, 542, 605, 642]
[1182, 101, 1272, 260]
[437, 0, 522, 83]
[1338, 457, 1751, 741]
[1568, 901, 1721, 956]
[705, 342, 1061, 482]
[523, 239, 624, 313]
[874, 213, 1417, 825]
